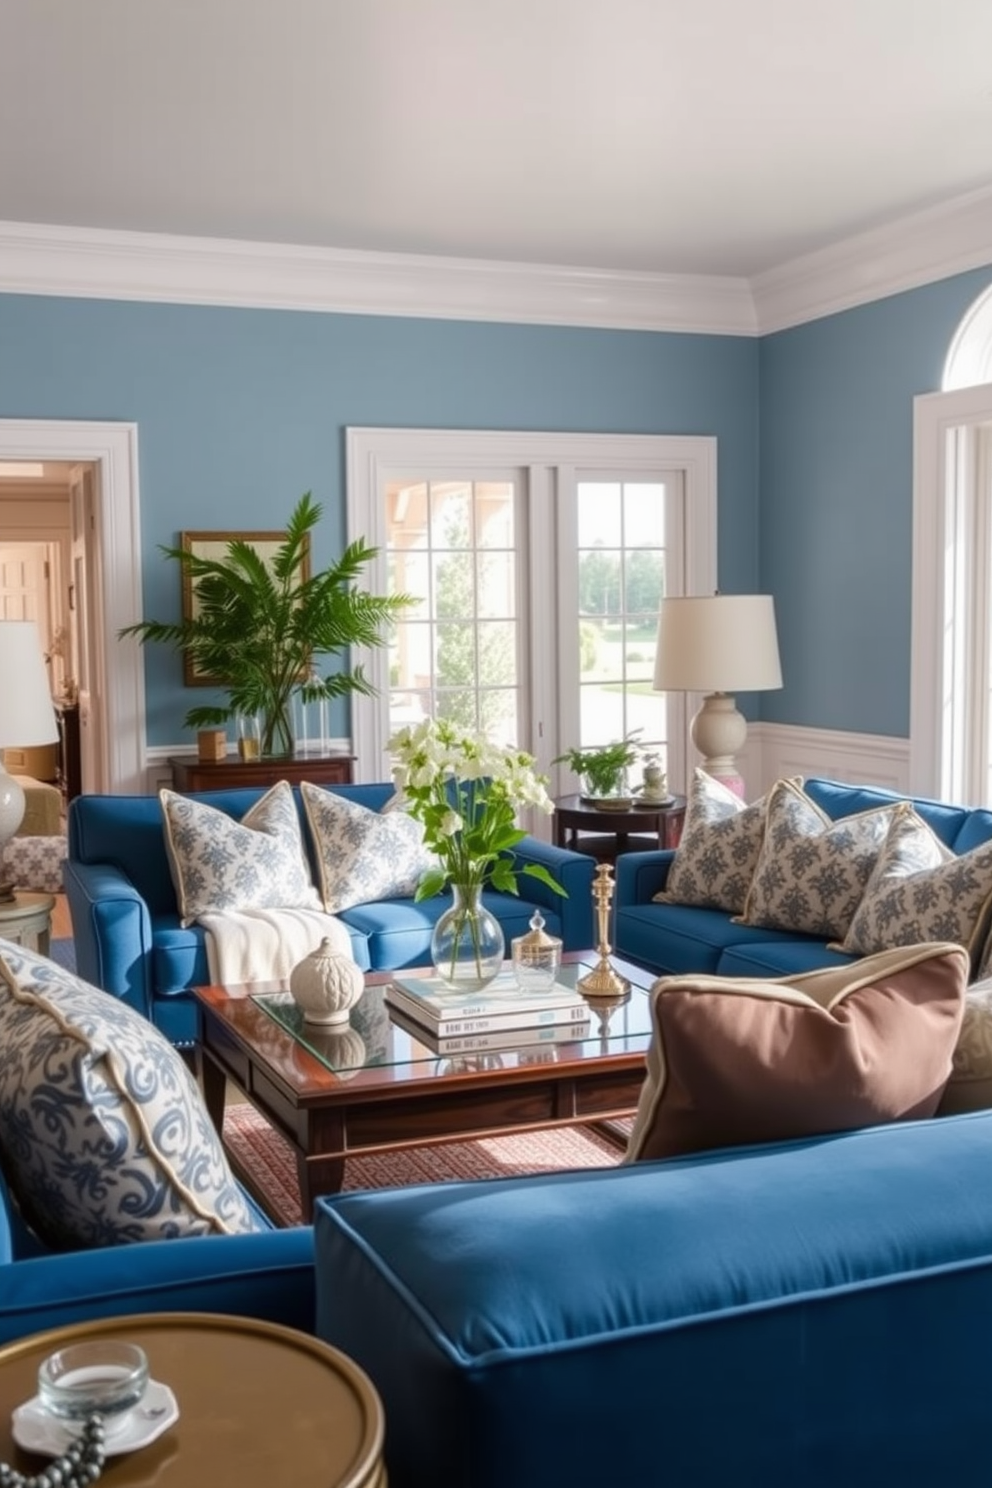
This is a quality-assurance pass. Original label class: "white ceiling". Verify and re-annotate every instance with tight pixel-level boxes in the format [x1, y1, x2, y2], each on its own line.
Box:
[2, 0, 992, 285]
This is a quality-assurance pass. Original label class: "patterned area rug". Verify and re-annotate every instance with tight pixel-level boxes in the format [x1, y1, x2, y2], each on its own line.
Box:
[223, 1100, 629, 1227]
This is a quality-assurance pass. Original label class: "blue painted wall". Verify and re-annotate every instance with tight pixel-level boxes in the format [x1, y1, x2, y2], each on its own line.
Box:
[0, 295, 758, 746]
[3, 264, 992, 747]
[759, 265, 992, 738]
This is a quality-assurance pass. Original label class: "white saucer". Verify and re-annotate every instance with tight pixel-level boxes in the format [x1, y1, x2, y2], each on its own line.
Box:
[12, 1378, 179, 1458]
[632, 794, 675, 807]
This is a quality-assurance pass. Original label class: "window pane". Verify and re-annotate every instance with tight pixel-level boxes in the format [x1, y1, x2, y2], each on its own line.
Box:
[575, 479, 669, 769]
[477, 551, 515, 618]
[385, 475, 522, 744]
[578, 482, 620, 546]
[431, 483, 473, 547]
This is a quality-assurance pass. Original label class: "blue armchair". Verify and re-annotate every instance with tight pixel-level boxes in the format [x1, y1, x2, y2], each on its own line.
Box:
[0, 1165, 315, 1348]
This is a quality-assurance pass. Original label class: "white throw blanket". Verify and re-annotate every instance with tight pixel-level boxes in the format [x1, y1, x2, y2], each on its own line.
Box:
[199, 907, 355, 986]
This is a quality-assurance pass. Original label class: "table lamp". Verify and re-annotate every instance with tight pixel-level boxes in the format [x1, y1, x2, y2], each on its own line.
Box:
[653, 594, 782, 796]
[0, 620, 59, 901]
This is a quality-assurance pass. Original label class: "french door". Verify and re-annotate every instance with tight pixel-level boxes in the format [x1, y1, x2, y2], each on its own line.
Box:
[347, 429, 717, 800]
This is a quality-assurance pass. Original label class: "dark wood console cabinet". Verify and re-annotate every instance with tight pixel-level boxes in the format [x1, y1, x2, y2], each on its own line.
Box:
[168, 752, 356, 793]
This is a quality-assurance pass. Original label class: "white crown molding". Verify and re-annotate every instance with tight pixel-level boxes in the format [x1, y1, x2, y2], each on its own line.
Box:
[2, 186, 991, 336]
[0, 220, 756, 336]
[752, 184, 992, 334]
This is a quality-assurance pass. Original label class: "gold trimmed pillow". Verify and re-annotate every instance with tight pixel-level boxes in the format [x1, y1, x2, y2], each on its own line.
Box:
[0, 940, 262, 1246]
[656, 769, 769, 914]
[938, 978, 992, 1116]
[839, 807, 992, 964]
[739, 778, 895, 940]
[301, 782, 435, 913]
[160, 781, 320, 929]
[626, 942, 969, 1162]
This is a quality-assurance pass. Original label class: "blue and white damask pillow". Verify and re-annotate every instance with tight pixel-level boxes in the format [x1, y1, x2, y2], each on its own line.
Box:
[0, 939, 263, 1247]
[657, 769, 771, 914]
[301, 782, 435, 913]
[739, 778, 897, 941]
[161, 780, 320, 927]
[840, 806, 992, 967]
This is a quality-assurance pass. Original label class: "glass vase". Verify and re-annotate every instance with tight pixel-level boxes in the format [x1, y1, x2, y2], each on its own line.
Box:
[430, 883, 505, 993]
[260, 702, 294, 759]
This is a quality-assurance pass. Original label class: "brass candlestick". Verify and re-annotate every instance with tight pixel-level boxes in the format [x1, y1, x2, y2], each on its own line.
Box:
[577, 863, 630, 1002]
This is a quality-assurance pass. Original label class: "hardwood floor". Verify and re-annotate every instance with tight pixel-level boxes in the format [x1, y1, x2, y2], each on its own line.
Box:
[52, 893, 72, 939]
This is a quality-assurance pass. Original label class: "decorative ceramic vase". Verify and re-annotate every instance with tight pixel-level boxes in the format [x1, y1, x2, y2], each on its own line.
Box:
[430, 883, 505, 992]
[289, 937, 364, 1025]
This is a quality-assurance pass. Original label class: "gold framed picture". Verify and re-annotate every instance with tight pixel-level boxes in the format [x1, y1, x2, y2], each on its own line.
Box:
[180, 529, 311, 686]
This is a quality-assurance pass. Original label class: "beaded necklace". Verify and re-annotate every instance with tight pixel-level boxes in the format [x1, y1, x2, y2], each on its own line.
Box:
[0, 1412, 106, 1488]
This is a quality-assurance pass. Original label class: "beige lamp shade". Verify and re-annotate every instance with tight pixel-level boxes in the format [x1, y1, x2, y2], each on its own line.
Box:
[653, 595, 782, 794]
[652, 595, 783, 695]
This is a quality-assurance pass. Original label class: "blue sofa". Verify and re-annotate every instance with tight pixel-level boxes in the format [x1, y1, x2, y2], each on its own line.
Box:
[614, 775, 992, 979]
[314, 1108, 992, 1488]
[0, 1159, 316, 1348]
[65, 783, 596, 1046]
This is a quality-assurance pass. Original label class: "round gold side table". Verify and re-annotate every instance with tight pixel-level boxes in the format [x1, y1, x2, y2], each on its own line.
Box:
[0, 1312, 386, 1488]
[0, 891, 56, 957]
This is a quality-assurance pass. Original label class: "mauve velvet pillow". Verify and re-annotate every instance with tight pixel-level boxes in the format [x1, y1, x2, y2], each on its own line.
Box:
[626, 942, 968, 1163]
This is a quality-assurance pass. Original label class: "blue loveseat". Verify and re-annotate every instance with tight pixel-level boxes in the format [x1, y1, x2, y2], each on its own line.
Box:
[65, 782, 596, 1046]
[614, 775, 992, 980]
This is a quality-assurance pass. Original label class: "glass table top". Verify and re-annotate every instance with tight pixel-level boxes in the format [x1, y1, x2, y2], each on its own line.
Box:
[254, 959, 655, 1076]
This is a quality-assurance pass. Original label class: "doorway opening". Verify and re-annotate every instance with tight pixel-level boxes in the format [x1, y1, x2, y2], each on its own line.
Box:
[0, 421, 145, 793]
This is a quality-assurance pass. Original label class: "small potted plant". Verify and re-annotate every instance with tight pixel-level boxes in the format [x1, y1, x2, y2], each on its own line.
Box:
[553, 732, 642, 806]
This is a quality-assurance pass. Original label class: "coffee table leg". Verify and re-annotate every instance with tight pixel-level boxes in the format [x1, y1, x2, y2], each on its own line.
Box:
[198, 1047, 227, 1132]
[298, 1152, 346, 1219]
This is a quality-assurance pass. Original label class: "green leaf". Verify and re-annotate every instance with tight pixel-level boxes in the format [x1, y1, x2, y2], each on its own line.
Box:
[520, 863, 568, 896]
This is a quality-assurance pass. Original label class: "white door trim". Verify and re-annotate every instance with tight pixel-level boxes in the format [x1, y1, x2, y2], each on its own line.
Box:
[0, 420, 144, 793]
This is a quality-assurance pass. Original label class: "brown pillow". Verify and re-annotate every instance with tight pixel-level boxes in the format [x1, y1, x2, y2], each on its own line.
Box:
[626, 942, 968, 1163]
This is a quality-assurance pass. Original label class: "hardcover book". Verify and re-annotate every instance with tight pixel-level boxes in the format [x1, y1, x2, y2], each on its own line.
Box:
[389, 1007, 593, 1055]
[385, 970, 590, 1035]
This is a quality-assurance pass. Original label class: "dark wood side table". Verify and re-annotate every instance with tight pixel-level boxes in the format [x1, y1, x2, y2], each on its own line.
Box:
[0, 1312, 386, 1487]
[168, 752, 355, 792]
[553, 793, 687, 863]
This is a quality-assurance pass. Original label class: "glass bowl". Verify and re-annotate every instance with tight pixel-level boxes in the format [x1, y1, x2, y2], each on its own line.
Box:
[38, 1341, 149, 1431]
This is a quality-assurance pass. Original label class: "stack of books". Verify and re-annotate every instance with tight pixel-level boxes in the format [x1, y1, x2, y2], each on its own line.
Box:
[385, 971, 592, 1055]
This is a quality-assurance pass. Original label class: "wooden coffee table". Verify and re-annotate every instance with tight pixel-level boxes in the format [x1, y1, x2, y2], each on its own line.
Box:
[194, 952, 655, 1220]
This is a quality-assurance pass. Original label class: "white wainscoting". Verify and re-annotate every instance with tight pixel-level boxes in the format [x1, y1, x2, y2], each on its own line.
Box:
[144, 727, 913, 804]
[740, 724, 912, 799]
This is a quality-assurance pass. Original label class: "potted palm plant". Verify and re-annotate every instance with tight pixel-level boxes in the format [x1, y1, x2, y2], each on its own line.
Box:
[121, 492, 411, 757]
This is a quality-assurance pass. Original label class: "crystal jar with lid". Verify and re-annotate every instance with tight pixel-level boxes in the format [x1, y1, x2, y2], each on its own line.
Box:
[510, 908, 563, 992]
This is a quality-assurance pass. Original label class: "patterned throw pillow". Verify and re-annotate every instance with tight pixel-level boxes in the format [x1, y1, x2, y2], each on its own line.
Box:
[739, 778, 895, 940]
[161, 781, 320, 928]
[626, 942, 968, 1162]
[938, 978, 992, 1115]
[0, 940, 262, 1247]
[840, 806, 992, 964]
[657, 769, 768, 914]
[301, 782, 436, 913]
